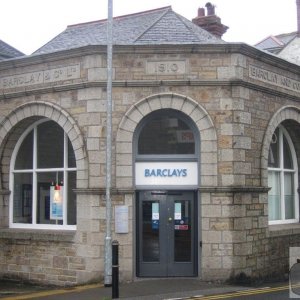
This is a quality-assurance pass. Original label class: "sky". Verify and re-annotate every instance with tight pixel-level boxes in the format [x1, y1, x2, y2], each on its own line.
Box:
[1, 0, 298, 55]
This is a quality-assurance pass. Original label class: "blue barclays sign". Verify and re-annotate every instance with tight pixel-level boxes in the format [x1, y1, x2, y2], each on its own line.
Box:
[144, 168, 187, 177]
[135, 162, 198, 186]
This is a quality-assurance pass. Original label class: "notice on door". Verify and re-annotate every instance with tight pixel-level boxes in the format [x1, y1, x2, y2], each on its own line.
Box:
[152, 203, 159, 220]
[174, 203, 181, 220]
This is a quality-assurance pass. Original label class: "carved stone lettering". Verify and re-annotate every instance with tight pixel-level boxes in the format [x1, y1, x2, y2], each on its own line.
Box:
[0, 64, 80, 90]
[146, 60, 186, 75]
[1, 72, 43, 89]
[43, 65, 80, 83]
[249, 65, 300, 93]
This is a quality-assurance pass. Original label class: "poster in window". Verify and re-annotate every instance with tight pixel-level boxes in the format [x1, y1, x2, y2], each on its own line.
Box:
[50, 185, 63, 220]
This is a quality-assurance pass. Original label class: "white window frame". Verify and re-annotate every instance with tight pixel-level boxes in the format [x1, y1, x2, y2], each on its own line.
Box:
[268, 125, 299, 225]
[9, 119, 77, 230]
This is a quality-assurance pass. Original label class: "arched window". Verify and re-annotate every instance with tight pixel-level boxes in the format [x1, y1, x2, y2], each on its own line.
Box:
[136, 109, 198, 159]
[268, 126, 298, 224]
[10, 119, 77, 229]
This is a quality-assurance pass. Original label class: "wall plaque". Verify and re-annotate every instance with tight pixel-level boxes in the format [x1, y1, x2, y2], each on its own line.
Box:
[115, 205, 129, 234]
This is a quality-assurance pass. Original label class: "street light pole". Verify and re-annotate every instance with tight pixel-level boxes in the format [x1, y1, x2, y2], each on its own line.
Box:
[104, 0, 113, 287]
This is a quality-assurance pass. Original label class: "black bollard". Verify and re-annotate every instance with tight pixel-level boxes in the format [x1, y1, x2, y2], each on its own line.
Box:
[112, 240, 119, 299]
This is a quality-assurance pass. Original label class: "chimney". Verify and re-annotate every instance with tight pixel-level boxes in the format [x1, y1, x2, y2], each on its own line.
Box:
[297, 0, 300, 35]
[192, 2, 228, 39]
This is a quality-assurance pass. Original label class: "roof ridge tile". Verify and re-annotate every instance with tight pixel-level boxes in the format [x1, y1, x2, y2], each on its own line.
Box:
[68, 6, 172, 28]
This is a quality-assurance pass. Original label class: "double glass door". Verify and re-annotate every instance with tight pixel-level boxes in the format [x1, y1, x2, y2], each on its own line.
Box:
[137, 191, 197, 277]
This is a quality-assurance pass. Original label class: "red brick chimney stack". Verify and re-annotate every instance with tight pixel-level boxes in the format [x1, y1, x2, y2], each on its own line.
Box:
[192, 2, 228, 39]
[297, 0, 300, 35]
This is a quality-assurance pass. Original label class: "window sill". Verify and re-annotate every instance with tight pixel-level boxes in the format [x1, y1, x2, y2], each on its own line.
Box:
[268, 223, 300, 237]
[0, 228, 75, 242]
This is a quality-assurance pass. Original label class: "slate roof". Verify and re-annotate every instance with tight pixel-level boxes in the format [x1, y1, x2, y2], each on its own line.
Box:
[0, 40, 24, 60]
[255, 32, 297, 54]
[34, 6, 224, 55]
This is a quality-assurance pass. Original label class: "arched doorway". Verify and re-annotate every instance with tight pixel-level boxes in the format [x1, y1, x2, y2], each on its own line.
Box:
[134, 109, 199, 277]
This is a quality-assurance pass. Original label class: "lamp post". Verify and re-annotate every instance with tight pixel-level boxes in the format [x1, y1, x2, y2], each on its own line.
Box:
[104, 0, 113, 287]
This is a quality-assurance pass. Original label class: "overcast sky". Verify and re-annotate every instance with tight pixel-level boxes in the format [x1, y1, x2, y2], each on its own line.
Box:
[1, 0, 298, 55]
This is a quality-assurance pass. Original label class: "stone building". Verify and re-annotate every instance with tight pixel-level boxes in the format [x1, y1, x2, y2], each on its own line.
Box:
[255, 0, 300, 66]
[0, 4, 300, 286]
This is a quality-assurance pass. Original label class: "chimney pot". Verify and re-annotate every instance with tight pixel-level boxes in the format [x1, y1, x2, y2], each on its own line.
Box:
[205, 2, 215, 15]
[198, 7, 205, 17]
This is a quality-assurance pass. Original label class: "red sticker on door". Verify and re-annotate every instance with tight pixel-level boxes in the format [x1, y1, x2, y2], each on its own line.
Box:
[175, 225, 189, 230]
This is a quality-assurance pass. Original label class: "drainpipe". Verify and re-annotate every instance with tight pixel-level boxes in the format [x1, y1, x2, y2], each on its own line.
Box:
[297, 0, 300, 35]
[104, 0, 113, 287]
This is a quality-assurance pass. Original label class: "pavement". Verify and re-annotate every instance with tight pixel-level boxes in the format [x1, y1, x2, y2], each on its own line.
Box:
[0, 277, 289, 300]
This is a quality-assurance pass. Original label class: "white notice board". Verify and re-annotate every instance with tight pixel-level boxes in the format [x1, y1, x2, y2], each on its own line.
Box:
[115, 205, 129, 233]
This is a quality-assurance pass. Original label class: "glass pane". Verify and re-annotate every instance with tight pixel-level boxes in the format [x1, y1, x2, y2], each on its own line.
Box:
[37, 121, 64, 168]
[13, 173, 32, 223]
[283, 135, 293, 169]
[68, 139, 76, 168]
[15, 131, 33, 170]
[268, 171, 281, 221]
[268, 128, 279, 168]
[174, 200, 191, 262]
[36, 172, 63, 225]
[142, 201, 159, 262]
[67, 171, 77, 225]
[138, 115, 195, 155]
[284, 172, 295, 220]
